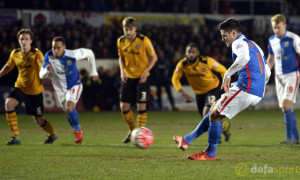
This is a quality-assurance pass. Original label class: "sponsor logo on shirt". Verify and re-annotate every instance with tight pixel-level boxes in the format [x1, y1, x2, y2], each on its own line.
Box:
[67, 60, 72, 65]
[284, 41, 289, 47]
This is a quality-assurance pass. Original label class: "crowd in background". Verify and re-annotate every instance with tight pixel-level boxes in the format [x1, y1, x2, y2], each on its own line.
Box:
[0, 0, 299, 111]
[1, 0, 299, 15]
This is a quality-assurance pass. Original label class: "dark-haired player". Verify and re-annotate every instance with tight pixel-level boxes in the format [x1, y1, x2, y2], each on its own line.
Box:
[172, 43, 231, 149]
[174, 18, 271, 160]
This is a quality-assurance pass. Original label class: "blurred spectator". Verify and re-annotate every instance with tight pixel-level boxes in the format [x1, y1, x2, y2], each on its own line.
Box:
[152, 49, 178, 111]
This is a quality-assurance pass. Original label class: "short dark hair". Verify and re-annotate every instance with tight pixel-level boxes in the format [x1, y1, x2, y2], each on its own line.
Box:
[17, 28, 34, 40]
[52, 36, 66, 45]
[218, 18, 242, 33]
[186, 43, 200, 51]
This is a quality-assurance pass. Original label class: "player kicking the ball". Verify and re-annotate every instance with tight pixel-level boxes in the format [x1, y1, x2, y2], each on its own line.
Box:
[174, 18, 271, 160]
[40, 36, 98, 144]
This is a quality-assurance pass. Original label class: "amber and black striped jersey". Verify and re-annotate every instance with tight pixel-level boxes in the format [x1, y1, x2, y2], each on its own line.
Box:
[172, 56, 227, 95]
[117, 33, 156, 78]
[6, 48, 44, 95]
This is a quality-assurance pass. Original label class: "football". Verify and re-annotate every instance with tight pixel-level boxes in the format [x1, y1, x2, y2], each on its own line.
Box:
[131, 127, 154, 149]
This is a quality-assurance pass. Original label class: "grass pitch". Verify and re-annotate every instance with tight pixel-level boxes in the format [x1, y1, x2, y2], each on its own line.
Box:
[1, 110, 300, 179]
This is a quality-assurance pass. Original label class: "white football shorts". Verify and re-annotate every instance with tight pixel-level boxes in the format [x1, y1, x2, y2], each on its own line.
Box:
[216, 85, 262, 119]
[275, 71, 299, 107]
[55, 83, 83, 110]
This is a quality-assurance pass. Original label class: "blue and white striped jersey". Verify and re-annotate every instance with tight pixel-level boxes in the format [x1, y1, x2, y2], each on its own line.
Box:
[40, 48, 98, 92]
[226, 34, 267, 98]
[268, 30, 300, 74]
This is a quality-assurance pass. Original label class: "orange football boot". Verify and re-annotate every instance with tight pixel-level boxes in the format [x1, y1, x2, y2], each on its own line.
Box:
[188, 151, 216, 161]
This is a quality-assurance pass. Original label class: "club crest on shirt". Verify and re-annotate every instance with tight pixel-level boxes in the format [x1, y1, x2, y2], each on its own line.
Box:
[284, 41, 289, 47]
[136, 44, 141, 49]
[67, 60, 72, 65]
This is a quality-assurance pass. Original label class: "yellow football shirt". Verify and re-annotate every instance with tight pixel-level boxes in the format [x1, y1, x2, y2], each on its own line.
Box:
[117, 33, 156, 78]
[172, 56, 227, 95]
[7, 48, 44, 95]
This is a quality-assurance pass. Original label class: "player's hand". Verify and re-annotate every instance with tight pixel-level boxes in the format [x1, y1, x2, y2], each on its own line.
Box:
[139, 71, 148, 83]
[121, 71, 127, 83]
[221, 76, 231, 92]
[46, 65, 51, 72]
[181, 91, 193, 103]
[92, 75, 99, 81]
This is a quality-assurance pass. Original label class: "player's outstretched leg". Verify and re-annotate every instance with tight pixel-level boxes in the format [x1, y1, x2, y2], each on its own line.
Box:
[188, 121, 222, 161]
[180, 111, 210, 146]
[121, 110, 134, 143]
[222, 121, 231, 142]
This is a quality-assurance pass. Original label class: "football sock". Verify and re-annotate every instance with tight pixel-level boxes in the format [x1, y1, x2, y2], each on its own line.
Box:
[6, 111, 19, 138]
[284, 109, 293, 140]
[137, 110, 147, 127]
[67, 113, 75, 128]
[205, 121, 223, 157]
[122, 110, 135, 131]
[291, 111, 299, 139]
[184, 111, 210, 144]
[41, 120, 56, 138]
[67, 109, 80, 131]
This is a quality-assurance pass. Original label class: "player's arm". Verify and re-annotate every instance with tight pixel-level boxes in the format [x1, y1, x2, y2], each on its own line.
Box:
[293, 34, 300, 60]
[39, 52, 51, 79]
[140, 37, 158, 83]
[119, 55, 127, 83]
[222, 40, 250, 92]
[171, 61, 193, 103]
[0, 64, 14, 78]
[74, 48, 98, 81]
[266, 38, 275, 70]
[140, 52, 157, 83]
[0, 51, 16, 78]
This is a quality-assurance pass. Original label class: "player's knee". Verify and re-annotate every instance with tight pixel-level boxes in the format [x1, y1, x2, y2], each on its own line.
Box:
[120, 102, 130, 112]
[5, 98, 18, 111]
[65, 106, 74, 113]
[34, 116, 45, 126]
[281, 100, 292, 111]
[209, 110, 223, 123]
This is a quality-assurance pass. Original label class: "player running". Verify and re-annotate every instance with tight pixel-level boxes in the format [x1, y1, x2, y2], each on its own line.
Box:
[172, 43, 231, 146]
[40, 36, 98, 144]
[0, 28, 57, 145]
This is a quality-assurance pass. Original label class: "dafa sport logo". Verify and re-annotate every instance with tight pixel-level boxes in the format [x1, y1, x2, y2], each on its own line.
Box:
[235, 163, 300, 176]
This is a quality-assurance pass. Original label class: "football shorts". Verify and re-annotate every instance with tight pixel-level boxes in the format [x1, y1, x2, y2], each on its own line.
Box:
[275, 71, 299, 107]
[8, 87, 44, 116]
[55, 83, 83, 110]
[120, 78, 150, 104]
[216, 85, 262, 119]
